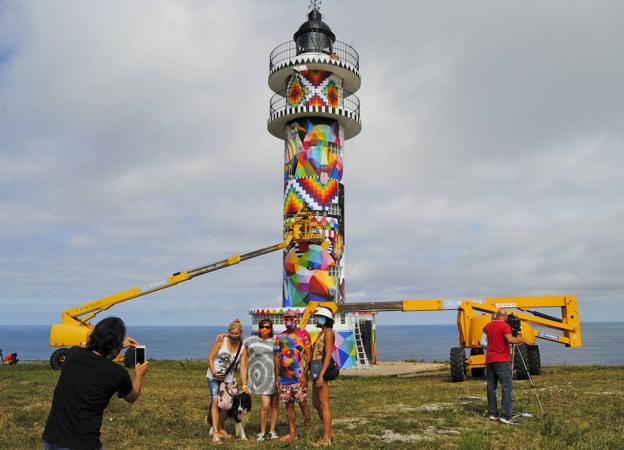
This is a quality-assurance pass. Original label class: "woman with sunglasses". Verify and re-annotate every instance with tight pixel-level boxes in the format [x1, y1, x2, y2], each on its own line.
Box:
[240, 319, 279, 441]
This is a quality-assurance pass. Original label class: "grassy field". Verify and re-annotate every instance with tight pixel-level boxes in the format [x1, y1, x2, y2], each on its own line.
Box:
[1, 361, 622, 449]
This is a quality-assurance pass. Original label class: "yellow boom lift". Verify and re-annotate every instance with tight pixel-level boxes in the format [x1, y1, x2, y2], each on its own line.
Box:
[48, 210, 322, 370]
[301, 296, 581, 381]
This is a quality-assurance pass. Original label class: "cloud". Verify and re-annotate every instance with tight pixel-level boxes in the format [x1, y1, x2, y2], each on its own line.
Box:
[1, 1, 623, 326]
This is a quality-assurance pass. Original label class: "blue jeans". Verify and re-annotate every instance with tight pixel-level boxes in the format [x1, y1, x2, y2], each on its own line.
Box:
[207, 377, 221, 401]
[44, 442, 102, 450]
[486, 361, 513, 419]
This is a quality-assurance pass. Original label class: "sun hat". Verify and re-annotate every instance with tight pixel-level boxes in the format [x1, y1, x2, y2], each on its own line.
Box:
[313, 306, 334, 320]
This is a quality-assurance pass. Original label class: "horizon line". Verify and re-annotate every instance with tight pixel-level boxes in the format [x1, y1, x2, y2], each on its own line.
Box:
[1, 320, 621, 327]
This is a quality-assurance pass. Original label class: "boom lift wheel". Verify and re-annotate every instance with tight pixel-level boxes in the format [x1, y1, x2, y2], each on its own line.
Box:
[450, 347, 466, 382]
[50, 348, 69, 371]
[513, 344, 530, 380]
[527, 344, 541, 375]
[469, 347, 485, 378]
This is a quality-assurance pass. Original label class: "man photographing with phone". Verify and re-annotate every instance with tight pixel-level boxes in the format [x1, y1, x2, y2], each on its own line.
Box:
[483, 308, 528, 425]
[43, 317, 149, 450]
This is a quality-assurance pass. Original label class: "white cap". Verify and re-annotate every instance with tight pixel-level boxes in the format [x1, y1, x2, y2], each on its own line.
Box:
[314, 306, 334, 320]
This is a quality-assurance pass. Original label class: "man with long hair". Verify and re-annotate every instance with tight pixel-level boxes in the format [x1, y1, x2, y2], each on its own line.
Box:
[43, 317, 149, 450]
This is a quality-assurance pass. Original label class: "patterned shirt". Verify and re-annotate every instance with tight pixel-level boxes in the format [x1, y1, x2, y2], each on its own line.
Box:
[206, 337, 241, 383]
[243, 335, 276, 395]
[274, 329, 311, 385]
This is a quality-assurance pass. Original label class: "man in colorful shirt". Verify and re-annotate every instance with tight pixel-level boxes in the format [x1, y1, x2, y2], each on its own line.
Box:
[274, 309, 311, 442]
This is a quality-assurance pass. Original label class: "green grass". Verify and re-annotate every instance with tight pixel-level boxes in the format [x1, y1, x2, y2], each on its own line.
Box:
[1, 362, 623, 449]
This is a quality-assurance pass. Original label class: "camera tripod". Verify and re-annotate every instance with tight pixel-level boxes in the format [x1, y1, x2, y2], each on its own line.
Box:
[511, 344, 545, 416]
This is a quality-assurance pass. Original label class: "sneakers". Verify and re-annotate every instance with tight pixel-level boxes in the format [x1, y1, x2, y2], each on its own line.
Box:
[256, 432, 265, 441]
[268, 431, 279, 440]
[499, 417, 519, 425]
[489, 414, 499, 420]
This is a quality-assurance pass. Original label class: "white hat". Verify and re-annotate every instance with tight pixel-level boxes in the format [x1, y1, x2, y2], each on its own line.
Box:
[314, 306, 334, 320]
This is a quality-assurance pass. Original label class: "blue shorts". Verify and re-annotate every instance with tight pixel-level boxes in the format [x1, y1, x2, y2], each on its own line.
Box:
[207, 378, 220, 401]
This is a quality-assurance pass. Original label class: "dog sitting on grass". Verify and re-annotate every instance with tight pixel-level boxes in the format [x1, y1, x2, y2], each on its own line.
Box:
[205, 392, 252, 441]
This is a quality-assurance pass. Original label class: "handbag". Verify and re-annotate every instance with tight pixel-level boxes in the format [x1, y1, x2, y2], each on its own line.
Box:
[323, 354, 340, 381]
[216, 341, 242, 409]
[310, 331, 340, 382]
[217, 380, 238, 409]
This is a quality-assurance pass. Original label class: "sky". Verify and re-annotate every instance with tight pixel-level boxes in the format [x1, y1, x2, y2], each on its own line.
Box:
[1, 0, 623, 327]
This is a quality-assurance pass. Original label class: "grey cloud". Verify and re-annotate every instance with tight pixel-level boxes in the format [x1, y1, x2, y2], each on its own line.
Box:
[1, 1, 623, 326]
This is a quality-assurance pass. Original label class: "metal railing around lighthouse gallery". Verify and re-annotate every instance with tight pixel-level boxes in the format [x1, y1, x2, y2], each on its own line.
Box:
[269, 88, 360, 118]
[269, 39, 360, 71]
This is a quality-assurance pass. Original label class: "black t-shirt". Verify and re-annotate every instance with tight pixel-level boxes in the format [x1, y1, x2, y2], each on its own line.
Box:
[43, 346, 133, 449]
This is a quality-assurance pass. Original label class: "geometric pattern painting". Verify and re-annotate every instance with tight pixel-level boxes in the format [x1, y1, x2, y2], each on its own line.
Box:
[333, 331, 356, 368]
[284, 119, 342, 181]
[282, 90, 346, 306]
[286, 70, 343, 109]
[309, 331, 356, 369]
[308, 329, 357, 369]
[283, 178, 339, 213]
[283, 243, 336, 307]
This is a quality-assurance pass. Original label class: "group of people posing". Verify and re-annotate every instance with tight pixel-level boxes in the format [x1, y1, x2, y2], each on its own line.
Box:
[41, 305, 337, 450]
[207, 306, 336, 446]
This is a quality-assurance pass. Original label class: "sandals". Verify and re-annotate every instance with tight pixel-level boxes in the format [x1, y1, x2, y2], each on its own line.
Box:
[279, 434, 298, 442]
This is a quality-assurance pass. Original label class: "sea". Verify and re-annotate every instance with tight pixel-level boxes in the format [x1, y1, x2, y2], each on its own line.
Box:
[0, 322, 621, 365]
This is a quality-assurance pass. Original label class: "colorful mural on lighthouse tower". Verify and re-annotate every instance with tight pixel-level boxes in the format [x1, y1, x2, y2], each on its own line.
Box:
[261, 5, 364, 368]
[268, 7, 361, 310]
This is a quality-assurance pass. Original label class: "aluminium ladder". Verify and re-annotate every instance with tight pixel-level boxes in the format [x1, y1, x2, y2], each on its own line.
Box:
[352, 317, 370, 369]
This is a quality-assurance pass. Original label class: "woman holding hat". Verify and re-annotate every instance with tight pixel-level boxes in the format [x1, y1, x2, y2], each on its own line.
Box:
[310, 306, 336, 447]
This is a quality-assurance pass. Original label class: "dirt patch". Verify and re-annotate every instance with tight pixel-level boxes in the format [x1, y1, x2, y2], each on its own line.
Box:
[333, 417, 369, 430]
[341, 361, 446, 378]
[371, 426, 462, 442]
[416, 402, 454, 412]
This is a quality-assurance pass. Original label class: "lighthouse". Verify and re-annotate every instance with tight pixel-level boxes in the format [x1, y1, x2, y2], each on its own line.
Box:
[250, 5, 374, 369]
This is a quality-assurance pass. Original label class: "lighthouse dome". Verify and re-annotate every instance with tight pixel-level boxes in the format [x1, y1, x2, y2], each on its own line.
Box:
[293, 9, 336, 55]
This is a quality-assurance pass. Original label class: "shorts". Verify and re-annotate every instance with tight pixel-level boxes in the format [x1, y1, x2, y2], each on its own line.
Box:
[207, 378, 221, 402]
[279, 382, 307, 403]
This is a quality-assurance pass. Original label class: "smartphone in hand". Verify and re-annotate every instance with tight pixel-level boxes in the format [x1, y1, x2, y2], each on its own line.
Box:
[135, 346, 146, 365]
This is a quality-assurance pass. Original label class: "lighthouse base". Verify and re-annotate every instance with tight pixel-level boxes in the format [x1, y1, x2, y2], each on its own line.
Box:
[249, 307, 376, 369]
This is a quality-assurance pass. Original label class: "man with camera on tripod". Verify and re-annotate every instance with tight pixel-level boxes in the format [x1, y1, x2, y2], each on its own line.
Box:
[483, 308, 528, 425]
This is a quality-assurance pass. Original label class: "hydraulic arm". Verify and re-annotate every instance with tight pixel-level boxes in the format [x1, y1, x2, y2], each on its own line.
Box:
[300, 295, 581, 381]
[48, 210, 322, 368]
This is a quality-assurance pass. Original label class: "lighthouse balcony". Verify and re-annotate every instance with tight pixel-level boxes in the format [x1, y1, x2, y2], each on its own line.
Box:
[269, 40, 361, 94]
[268, 89, 361, 140]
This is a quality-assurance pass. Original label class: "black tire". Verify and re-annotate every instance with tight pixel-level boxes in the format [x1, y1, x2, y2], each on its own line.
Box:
[450, 347, 466, 382]
[527, 345, 541, 375]
[50, 348, 69, 370]
[469, 347, 486, 377]
[124, 348, 136, 368]
[513, 344, 530, 380]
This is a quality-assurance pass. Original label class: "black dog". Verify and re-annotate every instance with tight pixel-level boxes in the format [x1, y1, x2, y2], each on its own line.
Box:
[206, 392, 252, 440]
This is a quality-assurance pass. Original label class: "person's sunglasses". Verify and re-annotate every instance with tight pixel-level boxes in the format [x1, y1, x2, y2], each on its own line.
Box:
[259, 325, 272, 329]
[284, 318, 297, 322]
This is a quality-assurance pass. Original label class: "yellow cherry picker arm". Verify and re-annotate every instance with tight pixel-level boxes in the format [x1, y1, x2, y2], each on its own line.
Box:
[301, 295, 581, 381]
[48, 210, 322, 368]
